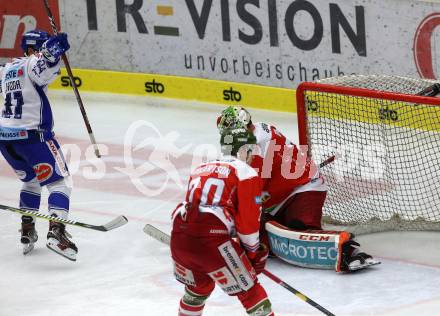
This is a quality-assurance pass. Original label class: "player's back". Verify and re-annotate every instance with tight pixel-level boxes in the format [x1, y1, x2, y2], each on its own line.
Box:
[0, 55, 59, 132]
[1, 57, 41, 130]
[180, 156, 262, 252]
[187, 156, 255, 210]
[250, 122, 319, 210]
[251, 122, 313, 183]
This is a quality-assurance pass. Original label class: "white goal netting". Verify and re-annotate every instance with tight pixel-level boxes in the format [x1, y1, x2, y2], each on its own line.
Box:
[297, 75, 440, 234]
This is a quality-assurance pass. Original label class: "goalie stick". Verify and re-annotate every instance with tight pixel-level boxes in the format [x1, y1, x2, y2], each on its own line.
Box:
[416, 83, 440, 97]
[0, 204, 128, 232]
[43, 0, 101, 158]
[143, 224, 336, 316]
[319, 154, 335, 168]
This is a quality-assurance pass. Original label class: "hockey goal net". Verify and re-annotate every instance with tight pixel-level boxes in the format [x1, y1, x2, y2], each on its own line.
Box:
[296, 75, 440, 234]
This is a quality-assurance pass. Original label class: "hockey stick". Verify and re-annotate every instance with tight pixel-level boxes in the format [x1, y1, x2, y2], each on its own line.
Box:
[43, 0, 101, 158]
[416, 83, 440, 97]
[319, 155, 335, 168]
[0, 204, 128, 232]
[143, 224, 171, 245]
[261, 269, 335, 316]
[143, 224, 335, 316]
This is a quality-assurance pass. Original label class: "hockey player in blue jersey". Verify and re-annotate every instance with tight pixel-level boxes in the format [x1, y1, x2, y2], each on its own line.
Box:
[0, 30, 77, 261]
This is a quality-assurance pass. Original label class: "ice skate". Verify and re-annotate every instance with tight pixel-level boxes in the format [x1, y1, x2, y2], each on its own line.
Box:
[46, 221, 78, 261]
[20, 216, 38, 255]
[346, 252, 381, 271]
[342, 239, 380, 272]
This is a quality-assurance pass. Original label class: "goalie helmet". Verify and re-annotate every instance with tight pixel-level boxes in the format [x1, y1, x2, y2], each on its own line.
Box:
[220, 128, 257, 157]
[217, 106, 252, 132]
[20, 30, 50, 54]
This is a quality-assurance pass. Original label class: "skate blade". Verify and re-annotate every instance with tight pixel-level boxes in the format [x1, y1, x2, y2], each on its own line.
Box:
[349, 260, 381, 272]
[22, 243, 35, 255]
[46, 239, 77, 262]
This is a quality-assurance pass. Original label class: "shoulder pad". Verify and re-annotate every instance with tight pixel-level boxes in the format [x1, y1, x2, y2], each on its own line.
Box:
[253, 122, 273, 144]
[216, 156, 258, 180]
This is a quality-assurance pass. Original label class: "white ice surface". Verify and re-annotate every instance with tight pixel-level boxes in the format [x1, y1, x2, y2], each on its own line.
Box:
[0, 91, 439, 316]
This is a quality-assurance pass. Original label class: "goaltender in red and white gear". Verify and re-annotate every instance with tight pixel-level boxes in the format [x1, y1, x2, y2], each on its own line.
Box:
[170, 128, 274, 316]
[217, 106, 380, 272]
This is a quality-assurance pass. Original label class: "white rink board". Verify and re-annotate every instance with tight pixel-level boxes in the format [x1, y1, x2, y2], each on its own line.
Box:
[4, 0, 440, 87]
[59, 0, 440, 87]
[0, 91, 439, 315]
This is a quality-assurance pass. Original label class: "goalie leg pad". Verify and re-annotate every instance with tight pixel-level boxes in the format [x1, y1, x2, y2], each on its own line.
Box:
[265, 221, 351, 271]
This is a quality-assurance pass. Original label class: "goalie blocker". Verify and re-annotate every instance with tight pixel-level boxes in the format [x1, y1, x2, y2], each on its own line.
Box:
[266, 221, 380, 272]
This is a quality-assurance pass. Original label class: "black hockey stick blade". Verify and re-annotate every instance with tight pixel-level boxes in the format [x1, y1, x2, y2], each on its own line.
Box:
[143, 224, 336, 316]
[0, 204, 128, 232]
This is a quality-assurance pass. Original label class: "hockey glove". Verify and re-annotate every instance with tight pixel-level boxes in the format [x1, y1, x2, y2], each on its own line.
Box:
[41, 33, 70, 64]
[248, 243, 269, 275]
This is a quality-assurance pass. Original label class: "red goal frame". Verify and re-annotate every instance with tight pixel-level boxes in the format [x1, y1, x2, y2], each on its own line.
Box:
[295, 81, 440, 146]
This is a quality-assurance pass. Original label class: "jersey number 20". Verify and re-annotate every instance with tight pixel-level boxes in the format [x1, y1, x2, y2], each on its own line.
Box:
[188, 177, 226, 206]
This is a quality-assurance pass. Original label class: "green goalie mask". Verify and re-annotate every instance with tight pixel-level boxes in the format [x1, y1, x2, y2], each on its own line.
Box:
[217, 106, 252, 133]
[220, 128, 257, 157]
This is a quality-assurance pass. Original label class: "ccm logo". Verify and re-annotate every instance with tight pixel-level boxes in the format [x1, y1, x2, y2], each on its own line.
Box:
[145, 79, 165, 93]
[61, 76, 82, 87]
[299, 235, 330, 241]
[223, 87, 242, 101]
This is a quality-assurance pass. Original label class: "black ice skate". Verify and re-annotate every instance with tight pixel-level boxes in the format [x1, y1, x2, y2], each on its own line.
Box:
[20, 216, 38, 255]
[341, 239, 381, 272]
[46, 221, 78, 261]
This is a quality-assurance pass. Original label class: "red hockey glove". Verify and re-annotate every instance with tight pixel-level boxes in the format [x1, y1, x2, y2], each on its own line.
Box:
[248, 243, 269, 275]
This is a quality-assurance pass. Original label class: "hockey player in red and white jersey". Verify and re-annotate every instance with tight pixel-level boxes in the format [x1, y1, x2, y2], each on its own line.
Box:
[170, 129, 274, 316]
[217, 106, 379, 272]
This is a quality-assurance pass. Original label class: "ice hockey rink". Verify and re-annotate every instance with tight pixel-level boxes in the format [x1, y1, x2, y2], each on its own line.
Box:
[1, 91, 440, 316]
